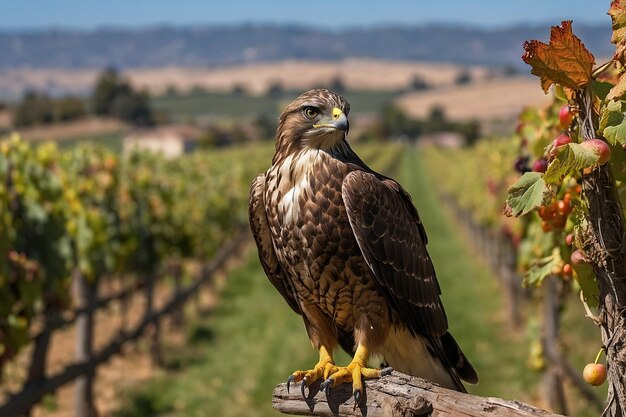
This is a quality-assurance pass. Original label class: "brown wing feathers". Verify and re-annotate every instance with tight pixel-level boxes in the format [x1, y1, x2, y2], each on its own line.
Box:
[249, 173, 301, 314]
[342, 170, 448, 337]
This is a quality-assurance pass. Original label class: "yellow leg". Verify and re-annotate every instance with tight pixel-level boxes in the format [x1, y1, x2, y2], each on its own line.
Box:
[287, 346, 338, 395]
[319, 344, 392, 405]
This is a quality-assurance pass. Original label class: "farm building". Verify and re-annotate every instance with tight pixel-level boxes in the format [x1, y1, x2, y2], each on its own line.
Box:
[123, 124, 203, 158]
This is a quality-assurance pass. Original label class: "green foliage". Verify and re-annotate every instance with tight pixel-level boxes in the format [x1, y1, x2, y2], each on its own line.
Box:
[454, 70, 472, 85]
[422, 139, 519, 229]
[600, 100, 626, 146]
[91, 68, 153, 126]
[408, 75, 430, 91]
[54, 96, 87, 121]
[543, 143, 599, 183]
[573, 262, 600, 308]
[524, 248, 561, 287]
[13, 92, 55, 127]
[13, 92, 87, 127]
[378, 104, 480, 144]
[0, 134, 273, 369]
[506, 173, 552, 217]
[0, 136, 72, 365]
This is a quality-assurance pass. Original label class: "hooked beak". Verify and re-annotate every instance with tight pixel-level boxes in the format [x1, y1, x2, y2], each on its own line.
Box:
[313, 107, 349, 132]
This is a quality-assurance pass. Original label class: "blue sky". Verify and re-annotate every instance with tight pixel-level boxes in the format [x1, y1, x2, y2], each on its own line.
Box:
[1, 0, 610, 30]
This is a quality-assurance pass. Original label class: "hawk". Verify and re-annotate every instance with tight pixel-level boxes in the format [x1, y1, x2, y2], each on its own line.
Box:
[249, 89, 477, 402]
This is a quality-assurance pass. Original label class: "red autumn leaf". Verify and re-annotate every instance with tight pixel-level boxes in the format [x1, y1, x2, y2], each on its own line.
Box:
[522, 21, 595, 94]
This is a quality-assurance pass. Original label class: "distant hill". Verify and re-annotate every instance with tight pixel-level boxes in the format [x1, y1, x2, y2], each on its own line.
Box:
[0, 23, 613, 70]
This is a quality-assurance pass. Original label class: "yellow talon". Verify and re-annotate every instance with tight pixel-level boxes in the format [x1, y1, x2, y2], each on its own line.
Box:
[319, 344, 388, 403]
[287, 346, 337, 394]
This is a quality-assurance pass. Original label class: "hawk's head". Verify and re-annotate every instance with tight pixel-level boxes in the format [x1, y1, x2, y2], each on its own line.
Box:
[275, 89, 350, 158]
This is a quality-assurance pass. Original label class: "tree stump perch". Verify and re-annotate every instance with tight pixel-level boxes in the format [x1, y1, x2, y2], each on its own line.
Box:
[272, 372, 566, 417]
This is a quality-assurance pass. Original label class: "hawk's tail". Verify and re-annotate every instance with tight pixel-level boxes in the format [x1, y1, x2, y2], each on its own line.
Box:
[382, 327, 476, 392]
[441, 331, 479, 385]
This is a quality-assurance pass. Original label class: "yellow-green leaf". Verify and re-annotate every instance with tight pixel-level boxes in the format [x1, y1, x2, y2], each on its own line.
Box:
[600, 99, 625, 131]
[543, 143, 600, 183]
[573, 263, 600, 308]
[604, 118, 626, 146]
[504, 172, 552, 217]
[524, 248, 561, 287]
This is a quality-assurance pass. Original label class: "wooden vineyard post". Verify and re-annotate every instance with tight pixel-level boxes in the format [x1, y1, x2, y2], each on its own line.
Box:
[118, 277, 129, 335]
[144, 273, 162, 366]
[171, 261, 185, 330]
[542, 276, 567, 415]
[73, 268, 98, 417]
[501, 238, 522, 329]
[23, 309, 55, 417]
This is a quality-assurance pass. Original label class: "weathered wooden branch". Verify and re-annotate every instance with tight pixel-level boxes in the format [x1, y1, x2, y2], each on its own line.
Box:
[272, 372, 565, 417]
[73, 269, 98, 417]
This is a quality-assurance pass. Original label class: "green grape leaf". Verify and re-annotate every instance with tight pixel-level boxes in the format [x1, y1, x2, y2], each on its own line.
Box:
[599, 99, 625, 132]
[524, 248, 561, 287]
[504, 172, 552, 217]
[573, 263, 600, 308]
[602, 101, 626, 147]
[25, 201, 48, 223]
[543, 143, 600, 183]
[604, 118, 626, 146]
[592, 80, 614, 101]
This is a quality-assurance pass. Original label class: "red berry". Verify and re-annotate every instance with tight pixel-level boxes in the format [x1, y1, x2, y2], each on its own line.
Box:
[557, 200, 571, 215]
[581, 139, 611, 165]
[532, 158, 548, 173]
[553, 215, 567, 229]
[565, 233, 574, 247]
[563, 192, 572, 204]
[583, 363, 607, 386]
[559, 105, 574, 129]
[554, 133, 572, 147]
[538, 206, 554, 220]
[562, 263, 573, 276]
[542, 221, 553, 232]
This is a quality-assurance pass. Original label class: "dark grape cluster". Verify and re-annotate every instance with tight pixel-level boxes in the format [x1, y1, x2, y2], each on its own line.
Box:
[513, 156, 531, 174]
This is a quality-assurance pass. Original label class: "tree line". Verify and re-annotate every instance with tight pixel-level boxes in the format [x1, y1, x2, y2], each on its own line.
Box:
[13, 68, 153, 127]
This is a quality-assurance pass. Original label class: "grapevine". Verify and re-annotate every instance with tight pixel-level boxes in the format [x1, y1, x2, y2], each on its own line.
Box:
[0, 135, 273, 372]
[503, 11, 626, 415]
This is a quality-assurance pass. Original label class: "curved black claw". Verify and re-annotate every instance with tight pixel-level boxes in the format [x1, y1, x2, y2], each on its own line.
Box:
[353, 389, 362, 410]
[287, 375, 295, 393]
[320, 377, 333, 395]
[300, 377, 308, 398]
[381, 367, 393, 377]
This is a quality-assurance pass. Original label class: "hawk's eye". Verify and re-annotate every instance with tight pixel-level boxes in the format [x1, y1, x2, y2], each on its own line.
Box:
[303, 107, 319, 119]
